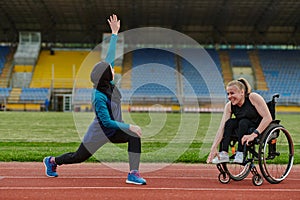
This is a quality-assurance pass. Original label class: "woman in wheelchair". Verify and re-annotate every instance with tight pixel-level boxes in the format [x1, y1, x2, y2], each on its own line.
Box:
[207, 78, 273, 164]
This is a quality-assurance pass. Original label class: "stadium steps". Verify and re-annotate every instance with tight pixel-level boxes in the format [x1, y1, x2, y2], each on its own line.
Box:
[218, 50, 233, 85]
[14, 65, 33, 72]
[120, 52, 132, 89]
[0, 63, 12, 87]
[7, 88, 21, 103]
[248, 51, 268, 90]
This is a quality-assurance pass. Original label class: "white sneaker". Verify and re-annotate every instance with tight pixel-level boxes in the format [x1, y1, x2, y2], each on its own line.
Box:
[233, 151, 244, 163]
[212, 151, 229, 164]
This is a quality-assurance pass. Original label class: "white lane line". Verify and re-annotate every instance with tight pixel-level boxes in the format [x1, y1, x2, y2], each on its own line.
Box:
[0, 186, 300, 192]
[1, 176, 300, 181]
[0, 176, 218, 180]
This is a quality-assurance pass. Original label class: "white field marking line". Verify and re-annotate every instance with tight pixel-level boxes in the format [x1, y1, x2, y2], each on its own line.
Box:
[1, 186, 300, 192]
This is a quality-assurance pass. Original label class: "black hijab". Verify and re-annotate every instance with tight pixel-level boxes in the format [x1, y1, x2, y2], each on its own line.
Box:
[90, 62, 121, 103]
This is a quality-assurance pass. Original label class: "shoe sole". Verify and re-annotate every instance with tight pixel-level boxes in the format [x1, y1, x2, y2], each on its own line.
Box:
[126, 180, 146, 185]
[43, 157, 58, 177]
[233, 160, 243, 164]
[212, 159, 229, 164]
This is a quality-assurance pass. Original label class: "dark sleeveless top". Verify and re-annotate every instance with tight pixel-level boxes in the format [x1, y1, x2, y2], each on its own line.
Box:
[231, 96, 261, 125]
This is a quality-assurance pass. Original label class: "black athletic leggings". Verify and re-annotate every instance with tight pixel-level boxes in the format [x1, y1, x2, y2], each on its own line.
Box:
[220, 118, 257, 152]
[55, 130, 141, 170]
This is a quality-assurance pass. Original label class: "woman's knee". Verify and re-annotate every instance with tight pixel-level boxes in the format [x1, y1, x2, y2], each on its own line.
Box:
[224, 119, 237, 137]
[238, 119, 252, 130]
[225, 119, 237, 130]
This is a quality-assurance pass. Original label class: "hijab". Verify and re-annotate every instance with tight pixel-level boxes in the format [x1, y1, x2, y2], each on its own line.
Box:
[90, 62, 121, 103]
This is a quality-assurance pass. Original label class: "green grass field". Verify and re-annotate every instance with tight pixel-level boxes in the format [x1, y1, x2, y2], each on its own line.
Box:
[0, 111, 299, 164]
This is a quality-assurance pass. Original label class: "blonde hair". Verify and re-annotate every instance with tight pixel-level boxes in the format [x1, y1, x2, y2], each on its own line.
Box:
[227, 78, 252, 96]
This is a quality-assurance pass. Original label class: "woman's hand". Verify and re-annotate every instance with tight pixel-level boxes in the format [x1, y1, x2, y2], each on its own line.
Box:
[107, 14, 120, 35]
[129, 125, 142, 138]
[242, 133, 257, 146]
[206, 147, 218, 163]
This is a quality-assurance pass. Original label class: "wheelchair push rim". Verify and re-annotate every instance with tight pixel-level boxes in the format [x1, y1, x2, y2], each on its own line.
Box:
[259, 126, 294, 184]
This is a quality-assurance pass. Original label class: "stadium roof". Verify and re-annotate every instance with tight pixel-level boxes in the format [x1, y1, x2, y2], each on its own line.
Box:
[0, 0, 299, 45]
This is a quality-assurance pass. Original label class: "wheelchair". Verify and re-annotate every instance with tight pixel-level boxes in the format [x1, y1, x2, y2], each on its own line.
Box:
[216, 94, 294, 186]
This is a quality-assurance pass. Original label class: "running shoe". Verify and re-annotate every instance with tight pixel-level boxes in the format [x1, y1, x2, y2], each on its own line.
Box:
[43, 156, 58, 177]
[126, 170, 146, 185]
[233, 151, 244, 163]
[212, 151, 229, 164]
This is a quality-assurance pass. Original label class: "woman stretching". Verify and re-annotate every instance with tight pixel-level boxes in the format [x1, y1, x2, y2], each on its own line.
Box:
[43, 14, 146, 185]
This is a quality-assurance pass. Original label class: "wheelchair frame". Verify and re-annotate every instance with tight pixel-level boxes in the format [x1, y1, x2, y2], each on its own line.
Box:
[216, 94, 294, 186]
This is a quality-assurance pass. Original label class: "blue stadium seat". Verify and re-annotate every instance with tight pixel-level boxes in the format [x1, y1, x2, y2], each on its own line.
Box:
[228, 49, 252, 66]
[20, 88, 49, 102]
[255, 50, 300, 104]
[0, 88, 12, 99]
[73, 88, 92, 103]
[130, 48, 177, 101]
[180, 48, 225, 98]
[0, 46, 10, 73]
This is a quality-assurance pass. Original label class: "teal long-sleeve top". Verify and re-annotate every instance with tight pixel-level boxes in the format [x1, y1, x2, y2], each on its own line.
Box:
[105, 33, 117, 68]
[92, 34, 130, 136]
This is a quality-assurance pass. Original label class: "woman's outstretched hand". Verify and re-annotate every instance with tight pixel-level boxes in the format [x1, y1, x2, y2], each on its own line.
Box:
[107, 14, 120, 35]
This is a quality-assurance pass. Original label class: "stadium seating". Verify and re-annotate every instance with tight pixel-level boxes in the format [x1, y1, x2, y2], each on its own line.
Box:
[0, 46, 10, 75]
[31, 50, 89, 88]
[73, 88, 92, 103]
[126, 48, 178, 103]
[256, 50, 300, 104]
[19, 88, 49, 102]
[206, 49, 222, 71]
[3, 46, 299, 111]
[180, 48, 225, 99]
[0, 87, 12, 100]
[227, 49, 252, 66]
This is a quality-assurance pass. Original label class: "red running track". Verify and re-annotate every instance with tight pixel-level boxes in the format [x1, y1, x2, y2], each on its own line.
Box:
[0, 162, 300, 200]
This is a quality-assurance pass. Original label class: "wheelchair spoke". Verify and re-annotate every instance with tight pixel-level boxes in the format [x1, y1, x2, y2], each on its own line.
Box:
[259, 125, 294, 184]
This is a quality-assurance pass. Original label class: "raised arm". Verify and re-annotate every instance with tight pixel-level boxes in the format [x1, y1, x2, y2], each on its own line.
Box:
[105, 14, 120, 67]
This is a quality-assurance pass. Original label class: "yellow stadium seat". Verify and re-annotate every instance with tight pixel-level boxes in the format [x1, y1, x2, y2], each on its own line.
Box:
[31, 50, 91, 88]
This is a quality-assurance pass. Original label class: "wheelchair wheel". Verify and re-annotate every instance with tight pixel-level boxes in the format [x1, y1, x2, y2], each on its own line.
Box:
[252, 174, 263, 186]
[258, 124, 294, 184]
[221, 139, 251, 181]
[218, 172, 230, 184]
[222, 161, 251, 181]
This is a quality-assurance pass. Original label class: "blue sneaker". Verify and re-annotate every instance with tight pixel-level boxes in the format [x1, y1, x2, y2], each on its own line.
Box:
[43, 156, 58, 177]
[126, 170, 146, 185]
